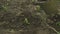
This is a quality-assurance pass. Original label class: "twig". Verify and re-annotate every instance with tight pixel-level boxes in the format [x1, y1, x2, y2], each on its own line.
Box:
[45, 23, 60, 34]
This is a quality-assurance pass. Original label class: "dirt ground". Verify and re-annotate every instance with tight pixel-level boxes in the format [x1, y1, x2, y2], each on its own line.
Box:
[0, 0, 60, 34]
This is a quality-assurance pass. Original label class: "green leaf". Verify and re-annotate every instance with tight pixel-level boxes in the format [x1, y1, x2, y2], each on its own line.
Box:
[2, 5, 8, 11]
[56, 21, 60, 26]
[24, 18, 30, 25]
[35, 5, 40, 11]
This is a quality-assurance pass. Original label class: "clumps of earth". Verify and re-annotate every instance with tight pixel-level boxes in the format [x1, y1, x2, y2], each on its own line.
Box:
[0, 0, 42, 31]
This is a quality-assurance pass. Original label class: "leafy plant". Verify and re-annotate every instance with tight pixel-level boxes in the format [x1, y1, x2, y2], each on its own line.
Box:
[56, 21, 60, 26]
[24, 18, 30, 25]
[35, 5, 40, 11]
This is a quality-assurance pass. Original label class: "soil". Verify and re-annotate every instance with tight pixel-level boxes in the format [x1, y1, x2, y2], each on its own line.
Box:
[0, 0, 60, 34]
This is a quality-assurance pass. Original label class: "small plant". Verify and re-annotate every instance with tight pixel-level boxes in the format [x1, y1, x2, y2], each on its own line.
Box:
[2, 5, 8, 11]
[2, 2, 9, 11]
[56, 22, 60, 34]
[56, 21, 60, 26]
[24, 18, 30, 25]
[31, 0, 37, 2]
[35, 5, 40, 11]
